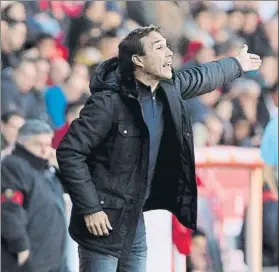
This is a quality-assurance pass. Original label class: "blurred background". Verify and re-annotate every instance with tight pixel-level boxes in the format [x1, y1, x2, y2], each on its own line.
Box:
[1, 1, 278, 272]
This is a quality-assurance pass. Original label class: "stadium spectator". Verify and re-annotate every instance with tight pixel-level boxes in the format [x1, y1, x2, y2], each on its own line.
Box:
[52, 100, 85, 149]
[239, 8, 274, 58]
[1, 21, 27, 70]
[71, 62, 90, 94]
[258, 56, 278, 89]
[181, 41, 216, 70]
[71, 62, 90, 83]
[1, 1, 26, 23]
[48, 57, 71, 86]
[214, 37, 245, 59]
[215, 98, 234, 145]
[1, 59, 37, 117]
[187, 229, 208, 272]
[24, 57, 52, 125]
[182, 3, 215, 49]
[227, 8, 246, 33]
[1, 20, 9, 69]
[67, 1, 107, 62]
[45, 72, 89, 128]
[210, 8, 229, 42]
[230, 78, 263, 147]
[1, 120, 69, 272]
[97, 33, 122, 61]
[1, 111, 25, 151]
[204, 114, 224, 146]
[35, 33, 57, 60]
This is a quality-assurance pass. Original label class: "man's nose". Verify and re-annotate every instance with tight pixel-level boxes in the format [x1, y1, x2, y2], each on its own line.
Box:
[167, 47, 173, 57]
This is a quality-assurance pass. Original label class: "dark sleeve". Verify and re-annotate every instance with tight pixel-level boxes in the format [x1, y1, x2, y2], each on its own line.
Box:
[174, 57, 243, 100]
[56, 93, 114, 215]
[1, 84, 17, 115]
[1, 159, 30, 253]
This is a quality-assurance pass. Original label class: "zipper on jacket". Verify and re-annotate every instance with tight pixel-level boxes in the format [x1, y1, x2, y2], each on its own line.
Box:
[123, 95, 150, 253]
[151, 93, 156, 117]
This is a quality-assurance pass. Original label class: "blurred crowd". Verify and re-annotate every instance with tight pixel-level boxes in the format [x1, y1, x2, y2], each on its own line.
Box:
[1, 0, 278, 153]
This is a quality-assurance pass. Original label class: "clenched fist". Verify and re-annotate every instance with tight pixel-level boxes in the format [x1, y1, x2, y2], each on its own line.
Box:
[84, 211, 113, 236]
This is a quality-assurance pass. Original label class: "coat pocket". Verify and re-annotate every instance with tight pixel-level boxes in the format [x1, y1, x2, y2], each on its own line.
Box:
[96, 190, 126, 243]
[110, 122, 141, 168]
[97, 190, 125, 228]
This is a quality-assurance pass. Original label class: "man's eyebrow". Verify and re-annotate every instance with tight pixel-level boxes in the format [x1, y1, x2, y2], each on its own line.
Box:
[152, 39, 166, 45]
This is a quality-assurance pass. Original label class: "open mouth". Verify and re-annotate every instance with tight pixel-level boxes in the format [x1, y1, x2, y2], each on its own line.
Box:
[163, 62, 172, 68]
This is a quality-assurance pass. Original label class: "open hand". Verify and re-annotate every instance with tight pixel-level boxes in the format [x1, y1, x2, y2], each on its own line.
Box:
[235, 44, 262, 72]
[84, 211, 113, 236]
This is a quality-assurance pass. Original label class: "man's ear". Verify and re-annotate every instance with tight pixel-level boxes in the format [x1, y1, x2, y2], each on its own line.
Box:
[132, 55, 144, 68]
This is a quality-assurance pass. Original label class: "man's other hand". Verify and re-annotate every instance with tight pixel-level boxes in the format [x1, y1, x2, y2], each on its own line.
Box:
[84, 211, 113, 236]
[235, 44, 262, 72]
[18, 249, 30, 266]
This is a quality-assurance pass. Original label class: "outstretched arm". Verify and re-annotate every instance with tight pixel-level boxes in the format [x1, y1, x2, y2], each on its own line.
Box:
[174, 44, 262, 100]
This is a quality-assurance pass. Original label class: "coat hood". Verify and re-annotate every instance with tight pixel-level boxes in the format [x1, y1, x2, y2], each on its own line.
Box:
[89, 57, 141, 98]
[89, 57, 119, 93]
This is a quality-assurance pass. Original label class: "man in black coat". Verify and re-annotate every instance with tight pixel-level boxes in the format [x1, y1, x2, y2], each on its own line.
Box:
[56, 25, 262, 272]
[1, 120, 69, 272]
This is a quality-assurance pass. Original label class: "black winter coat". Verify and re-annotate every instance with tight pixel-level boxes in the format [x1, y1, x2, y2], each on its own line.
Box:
[1, 144, 68, 272]
[56, 56, 243, 257]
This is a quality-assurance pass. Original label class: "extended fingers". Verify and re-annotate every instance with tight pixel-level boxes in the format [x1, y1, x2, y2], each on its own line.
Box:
[249, 54, 261, 59]
[250, 54, 262, 70]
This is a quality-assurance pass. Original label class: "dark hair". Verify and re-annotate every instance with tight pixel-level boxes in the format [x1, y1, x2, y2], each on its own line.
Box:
[227, 8, 245, 15]
[269, 82, 278, 93]
[243, 7, 259, 15]
[1, 111, 24, 124]
[22, 54, 49, 63]
[191, 229, 206, 239]
[214, 96, 232, 108]
[118, 25, 161, 76]
[2, 2, 26, 23]
[7, 20, 26, 29]
[83, 1, 94, 13]
[36, 33, 54, 46]
[14, 58, 35, 70]
[192, 4, 211, 19]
